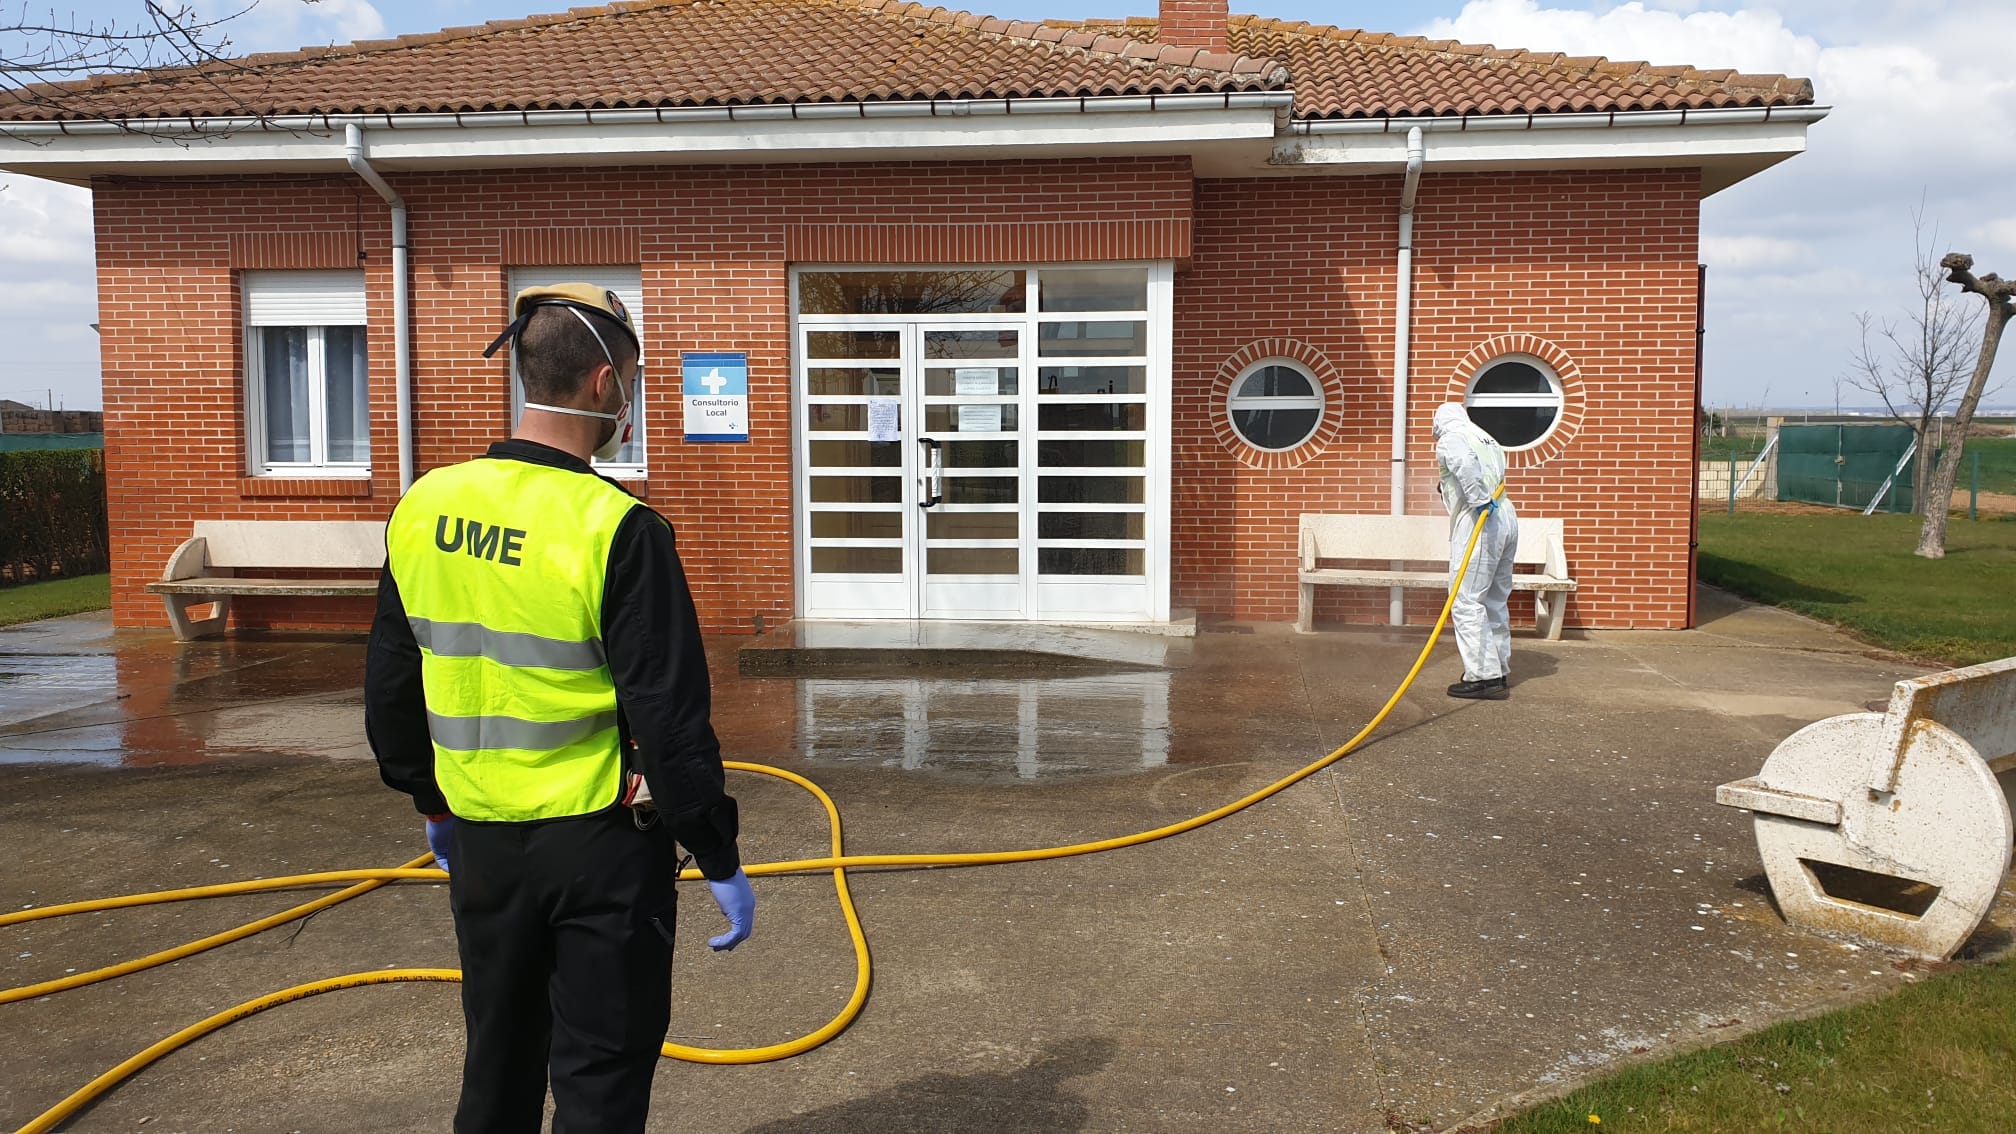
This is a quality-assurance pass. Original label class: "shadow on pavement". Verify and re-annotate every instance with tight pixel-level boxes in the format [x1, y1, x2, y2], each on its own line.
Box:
[741, 1036, 1116, 1133]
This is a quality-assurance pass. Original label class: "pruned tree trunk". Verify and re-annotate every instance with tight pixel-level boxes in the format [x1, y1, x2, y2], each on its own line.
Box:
[1918, 255, 2016, 559]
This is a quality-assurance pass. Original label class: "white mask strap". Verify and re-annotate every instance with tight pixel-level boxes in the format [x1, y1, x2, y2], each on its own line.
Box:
[522, 401, 617, 422]
[566, 307, 628, 410]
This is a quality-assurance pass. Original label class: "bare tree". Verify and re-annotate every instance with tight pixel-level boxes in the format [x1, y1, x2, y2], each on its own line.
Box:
[1846, 209, 1983, 512]
[1916, 254, 2016, 559]
[1, 0, 264, 133]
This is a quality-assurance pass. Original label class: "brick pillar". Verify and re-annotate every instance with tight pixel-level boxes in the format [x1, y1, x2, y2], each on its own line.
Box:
[1159, 0, 1230, 54]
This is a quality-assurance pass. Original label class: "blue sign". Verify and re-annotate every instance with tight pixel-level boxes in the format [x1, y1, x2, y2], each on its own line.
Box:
[681, 352, 749, 442]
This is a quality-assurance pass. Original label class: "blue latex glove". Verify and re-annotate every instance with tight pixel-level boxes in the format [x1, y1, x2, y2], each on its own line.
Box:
[1477, 497, 1499, 517]
[425, 815, 455, 874]
[705, 869, 755, 951]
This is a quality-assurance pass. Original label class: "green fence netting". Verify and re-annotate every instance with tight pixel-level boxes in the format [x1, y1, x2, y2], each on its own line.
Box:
[0, 432, 104, 453]
[1777, 424, 1919, 513]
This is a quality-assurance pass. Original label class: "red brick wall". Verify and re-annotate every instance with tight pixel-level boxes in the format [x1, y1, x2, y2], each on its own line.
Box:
[95, 159, 1696, 635]
[1157, 0, 1231, 53]
[92, 158, 1195, 633]
[1173, 168, 1702, 629]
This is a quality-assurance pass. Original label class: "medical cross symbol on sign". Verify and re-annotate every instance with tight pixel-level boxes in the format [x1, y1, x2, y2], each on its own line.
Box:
[681, 352, 749, 443]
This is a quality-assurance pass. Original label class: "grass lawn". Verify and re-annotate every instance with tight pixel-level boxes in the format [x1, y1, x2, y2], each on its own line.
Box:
[1496, 510, 2016, 1130]
[1959, 436, 2016, 497]
[1495, 956, 2016, 1132]
[0, 573, 111, 627]
[1699, 436, 1765, 463]
[1697, 511, 2016, 665]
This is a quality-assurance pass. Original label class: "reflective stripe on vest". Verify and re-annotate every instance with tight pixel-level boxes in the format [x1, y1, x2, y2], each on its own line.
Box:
[386, 457, 643, 822]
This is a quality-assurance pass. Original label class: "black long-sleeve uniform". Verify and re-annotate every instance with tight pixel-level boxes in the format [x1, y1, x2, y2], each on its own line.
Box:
[364, 439, 742, 1133]
[364, 437, 740, 879]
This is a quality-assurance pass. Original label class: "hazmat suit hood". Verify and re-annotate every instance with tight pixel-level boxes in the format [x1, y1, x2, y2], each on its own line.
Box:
[1432, 403, 1470, 439]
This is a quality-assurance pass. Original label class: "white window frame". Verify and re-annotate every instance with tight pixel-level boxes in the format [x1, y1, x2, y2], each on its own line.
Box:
[506, 266, 647, 480]
[1463, 353, 1565, 452]
[1225, 357, 1325, 453]
[242, 270, 370, 477]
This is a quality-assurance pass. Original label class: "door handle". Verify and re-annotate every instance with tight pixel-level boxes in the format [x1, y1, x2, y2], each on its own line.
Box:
[918, 437, 944, 509]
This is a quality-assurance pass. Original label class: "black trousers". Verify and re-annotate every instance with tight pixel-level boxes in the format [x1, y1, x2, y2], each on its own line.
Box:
[448, 810, 678, 1134]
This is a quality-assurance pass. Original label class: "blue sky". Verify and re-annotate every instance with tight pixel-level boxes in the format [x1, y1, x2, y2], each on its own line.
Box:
[3, 0, 2013, 412]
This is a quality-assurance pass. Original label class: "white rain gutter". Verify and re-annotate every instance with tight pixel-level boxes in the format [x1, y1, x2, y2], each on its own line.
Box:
[1289, 104, 1830, 135]
[343, 123, 413, 493]
[0, 91, 1297, 136]
[1389, 126, 1424, 625]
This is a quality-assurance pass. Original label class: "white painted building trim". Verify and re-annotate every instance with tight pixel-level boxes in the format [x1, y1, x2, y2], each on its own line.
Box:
[1289, 104, 1830, 135]
[0, 94, 1291, 181]
[1, 99, 1825, 191]
[1273, 105, 1830, 193]
[1, 91, 1293, 135]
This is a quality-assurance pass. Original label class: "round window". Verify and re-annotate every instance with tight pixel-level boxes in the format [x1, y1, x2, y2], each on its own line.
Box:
[1464, 356, 1563, 450]
[1226, 361, 1324, 452]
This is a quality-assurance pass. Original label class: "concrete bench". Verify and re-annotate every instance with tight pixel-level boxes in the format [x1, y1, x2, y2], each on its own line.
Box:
[1715, 656, 2016, 960]
[145, 520, 384, 641]
[1295, 513, 1575, 638]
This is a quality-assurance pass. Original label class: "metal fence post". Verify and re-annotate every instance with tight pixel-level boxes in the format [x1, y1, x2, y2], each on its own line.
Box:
[1971, 451, 1979, 522]
[1729, 453, 1737, 515]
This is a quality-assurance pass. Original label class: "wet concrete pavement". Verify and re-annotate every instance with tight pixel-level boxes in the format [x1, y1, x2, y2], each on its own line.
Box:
[1, 591, 2007, 1133]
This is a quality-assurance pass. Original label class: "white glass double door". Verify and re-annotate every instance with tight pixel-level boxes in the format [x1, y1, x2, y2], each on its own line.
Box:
[796, 309, 1163, 622]
[799, 321, 1028, 619]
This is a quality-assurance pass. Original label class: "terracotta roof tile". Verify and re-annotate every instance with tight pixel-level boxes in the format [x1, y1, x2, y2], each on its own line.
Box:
[0, 1, 1813, 125]
[1060, 15, 1814, 117]
[0, 0, 1289, 122]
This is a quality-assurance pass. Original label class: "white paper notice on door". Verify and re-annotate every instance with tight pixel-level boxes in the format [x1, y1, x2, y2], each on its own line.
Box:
[954, 368, 998, 396]
[957, 404, 1001, 433]
[867, 396, 900, 441]
[954, 367, 1001, 432]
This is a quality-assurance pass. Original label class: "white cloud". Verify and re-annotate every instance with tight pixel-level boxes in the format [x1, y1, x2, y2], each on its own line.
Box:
[1968, 220, 2016, 260]
[0, 180, 100, 409]
[1700, 235, 1812, 271]
[201, 0, 388, 56]
[1420, 1, 1823, 77]
[0, 178, 95, 265]
[1419, 1, 2016, 405]
[2, 279, 97, 308]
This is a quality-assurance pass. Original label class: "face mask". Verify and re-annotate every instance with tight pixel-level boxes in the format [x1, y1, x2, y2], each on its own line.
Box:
[523, 307, 636, 461]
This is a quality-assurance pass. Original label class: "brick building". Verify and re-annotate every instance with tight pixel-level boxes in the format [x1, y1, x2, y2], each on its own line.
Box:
[0, 0, 1821, 635]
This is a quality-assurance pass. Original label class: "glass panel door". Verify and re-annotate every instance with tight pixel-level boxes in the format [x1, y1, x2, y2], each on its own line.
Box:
[918, 325, 1024, 619]
[795, 265, 1170, 624]
[1032, 268, 1154, 620]
[800, 327, 911, 617]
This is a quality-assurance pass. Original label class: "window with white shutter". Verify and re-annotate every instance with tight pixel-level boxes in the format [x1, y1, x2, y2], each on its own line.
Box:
[242, 270, 370, 476]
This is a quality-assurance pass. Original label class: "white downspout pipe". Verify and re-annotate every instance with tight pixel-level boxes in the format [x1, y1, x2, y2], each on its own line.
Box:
[343, 123, 413, 493]
[1390, 126, 1424, 625]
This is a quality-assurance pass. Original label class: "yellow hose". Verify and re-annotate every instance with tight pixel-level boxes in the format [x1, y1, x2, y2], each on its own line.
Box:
[7, 498, 1500, 1129]
[0, 858, 441, 1004]
[11, 969, 462, 1134]
[664, 762, 869, 1064]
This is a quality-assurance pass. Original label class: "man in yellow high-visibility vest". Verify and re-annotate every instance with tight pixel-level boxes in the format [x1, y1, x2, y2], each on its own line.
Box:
[366, 283, 754, 1133]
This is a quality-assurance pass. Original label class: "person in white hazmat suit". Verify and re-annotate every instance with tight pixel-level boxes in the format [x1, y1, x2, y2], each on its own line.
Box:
[1433, 403, 1518, 700]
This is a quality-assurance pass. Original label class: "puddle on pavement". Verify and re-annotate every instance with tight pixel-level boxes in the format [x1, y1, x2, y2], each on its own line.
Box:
[0, 655, 121, 730]
[794, 672, 1173, 782]
[2, 619, 1180, 777]
[0, 694, 374, 767]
